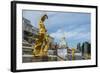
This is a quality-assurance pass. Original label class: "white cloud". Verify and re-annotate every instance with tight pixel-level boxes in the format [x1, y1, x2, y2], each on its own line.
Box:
[50, 28, 90, 42]
[50, 29, 63, 40]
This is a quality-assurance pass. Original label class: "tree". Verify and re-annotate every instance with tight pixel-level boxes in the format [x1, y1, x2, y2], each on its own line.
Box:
[82, 43, 84, 56]
[77, 43, 81, 52]
[87, 42, 91, 55]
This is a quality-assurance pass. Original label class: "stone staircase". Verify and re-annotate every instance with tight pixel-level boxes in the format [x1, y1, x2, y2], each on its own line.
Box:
[22, 40, 33, 63]
[22, 40, 64, 62]
[22, 40, 50, 62]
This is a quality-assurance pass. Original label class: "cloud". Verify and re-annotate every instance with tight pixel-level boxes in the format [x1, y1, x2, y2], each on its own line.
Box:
[50, 29, 63, 40]
[50, 28, 90, 43]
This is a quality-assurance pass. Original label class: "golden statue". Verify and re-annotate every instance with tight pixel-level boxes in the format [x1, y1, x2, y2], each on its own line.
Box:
[72, 48, 75, 60]
[33, 14, 50, 57]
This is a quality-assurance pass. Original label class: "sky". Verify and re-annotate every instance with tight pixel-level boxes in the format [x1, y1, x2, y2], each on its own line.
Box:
[23, 10, 91, 48]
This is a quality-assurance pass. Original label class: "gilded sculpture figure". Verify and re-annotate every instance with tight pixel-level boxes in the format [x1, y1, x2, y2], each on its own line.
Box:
[33, 14, 50, 57]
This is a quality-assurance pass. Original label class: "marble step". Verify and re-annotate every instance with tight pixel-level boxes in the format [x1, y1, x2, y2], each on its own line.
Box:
[22, 46, 33, 49]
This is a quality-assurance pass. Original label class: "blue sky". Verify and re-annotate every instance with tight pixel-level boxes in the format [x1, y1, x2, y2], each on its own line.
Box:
[23, 10, 91, 48]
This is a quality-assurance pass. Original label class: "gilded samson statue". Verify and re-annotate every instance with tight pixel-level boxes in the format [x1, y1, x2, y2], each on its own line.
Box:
[33, 14, 50, 57]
